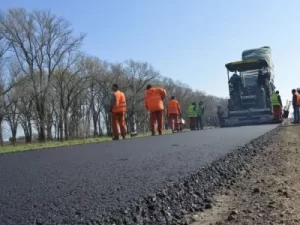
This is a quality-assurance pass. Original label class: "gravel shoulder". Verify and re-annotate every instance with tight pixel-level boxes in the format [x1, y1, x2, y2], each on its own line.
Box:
[189, 124, 300, 225]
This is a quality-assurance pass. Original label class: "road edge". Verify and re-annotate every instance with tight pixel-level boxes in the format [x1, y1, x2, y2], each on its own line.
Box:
[93, 125, 280, 225]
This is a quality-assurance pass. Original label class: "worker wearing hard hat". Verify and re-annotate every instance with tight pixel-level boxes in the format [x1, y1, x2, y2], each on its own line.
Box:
[271, 90, 282, 120]
[167, 96, 182, 133]
[110, 84, 127, 140]
[292, 89, 300, 123]
[187, 102, 197, 130]
[144, 84, 167, 136]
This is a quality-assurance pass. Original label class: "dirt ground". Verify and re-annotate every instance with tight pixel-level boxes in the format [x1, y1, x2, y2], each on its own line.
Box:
[189, 125, 300, 225]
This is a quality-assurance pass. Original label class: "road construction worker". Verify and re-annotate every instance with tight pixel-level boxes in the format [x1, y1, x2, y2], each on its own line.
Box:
[228, 73, 242, 110]
[257, 70, 265, 86]
[271, 90, 282, 120]
[167, 96, 182, 133]
[110, 84, 127, 140]
[187, 102, 197, 130]
[217, 106, 224, 126]
[144, 84, 166, 136]
[196, 101, 204, 130]
[256, 85, 266, 108]
[292, 89, 300, 123]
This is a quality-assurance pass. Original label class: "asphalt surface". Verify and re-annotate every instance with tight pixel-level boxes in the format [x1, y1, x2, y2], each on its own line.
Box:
[0, 125, 277, 224]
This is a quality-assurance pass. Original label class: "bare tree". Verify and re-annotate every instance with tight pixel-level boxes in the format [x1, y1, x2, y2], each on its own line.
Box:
[0, 8, 228, 145]
[0, 23, 9, 59]
[3, 88, 20, 144]
[83, 57, 104, 136]
[0, 8, 85, 141]
[52, 54, 89, 140]
[17, 85, 35, 143]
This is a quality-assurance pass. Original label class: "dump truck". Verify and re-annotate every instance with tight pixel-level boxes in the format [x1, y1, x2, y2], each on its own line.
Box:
[219, 46, 282, 127]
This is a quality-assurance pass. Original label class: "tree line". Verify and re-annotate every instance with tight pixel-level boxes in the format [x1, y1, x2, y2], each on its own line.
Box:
[0, 8, 227, 144]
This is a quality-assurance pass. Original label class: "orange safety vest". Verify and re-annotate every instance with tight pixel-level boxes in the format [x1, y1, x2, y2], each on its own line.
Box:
[295, 93, 300, 106]
[112, 91, 127, 113]
[167, 99, 180, 115]
[144, 87, 166, 112]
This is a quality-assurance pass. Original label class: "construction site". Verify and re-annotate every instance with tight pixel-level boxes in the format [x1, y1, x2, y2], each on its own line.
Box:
[1, 3, 300, 225]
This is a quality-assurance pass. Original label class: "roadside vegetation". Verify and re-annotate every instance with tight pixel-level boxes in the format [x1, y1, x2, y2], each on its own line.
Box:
[0, 8, 227, 151]
[0, 130, 174, 154]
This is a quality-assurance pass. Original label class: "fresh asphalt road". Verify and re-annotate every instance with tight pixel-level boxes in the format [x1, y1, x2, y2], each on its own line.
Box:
[0, 125, 277, 224]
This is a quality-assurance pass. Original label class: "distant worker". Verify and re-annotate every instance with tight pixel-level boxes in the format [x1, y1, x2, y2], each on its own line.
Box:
[187, 102, 197, 130]
[196, 101, 204, 130]
[271, 90, 282, 120]
[257, 70, 265, 86]
[167, 96, 182, 133]
[276, 91, 283, 107]
[110, 84, 127, 140]
[144, 84, 167, 136]
[257, 85, 266, 108]
[217, 106, 224, 126]
[292, 89, 300, 123]
[228, 72, 242, 110]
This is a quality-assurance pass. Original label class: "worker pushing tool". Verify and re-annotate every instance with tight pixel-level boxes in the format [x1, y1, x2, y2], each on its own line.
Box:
[167, 96, 182, 133]
[110, 84, 127, 140]
[144, 84, 166, 136]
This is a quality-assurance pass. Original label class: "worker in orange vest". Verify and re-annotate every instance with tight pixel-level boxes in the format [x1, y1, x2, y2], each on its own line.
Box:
[144, 84, 166, 136]
[167, 96, 182, 133]
[110, 84, 127, 140]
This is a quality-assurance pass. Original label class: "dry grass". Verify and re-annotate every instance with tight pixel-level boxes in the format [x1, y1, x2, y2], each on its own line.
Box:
[0, 126, 217, 154]
[0, 130, 173, 154]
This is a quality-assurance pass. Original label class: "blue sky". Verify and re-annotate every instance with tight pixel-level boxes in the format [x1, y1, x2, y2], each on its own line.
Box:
[2, 0, 300, 104]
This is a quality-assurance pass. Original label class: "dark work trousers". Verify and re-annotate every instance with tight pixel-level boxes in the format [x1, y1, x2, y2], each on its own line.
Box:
[189, 117, 196, 130]
[293, 106, 300, 123]
[196, 115, 203, 130]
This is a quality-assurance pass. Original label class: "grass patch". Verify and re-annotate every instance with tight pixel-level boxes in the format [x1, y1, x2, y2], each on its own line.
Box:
[0, 136, 112, 154]
[0, 126, 217, 154]
[0, 130, 172, 154]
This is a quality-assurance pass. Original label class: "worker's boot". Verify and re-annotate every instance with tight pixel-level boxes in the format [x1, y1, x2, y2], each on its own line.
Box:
[112, 136, 119, 141]
[122, 135, 126, 140]
[151, 131, 155, 136]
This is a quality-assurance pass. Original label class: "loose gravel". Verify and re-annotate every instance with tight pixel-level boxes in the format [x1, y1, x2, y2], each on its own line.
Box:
[190, 124, 300, 225]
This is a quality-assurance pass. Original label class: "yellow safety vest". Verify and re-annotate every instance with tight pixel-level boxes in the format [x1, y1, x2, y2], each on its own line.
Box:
[188, 105, 197, 117]
[271, 93, 280, 106]
[196, 104, 204, 116]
